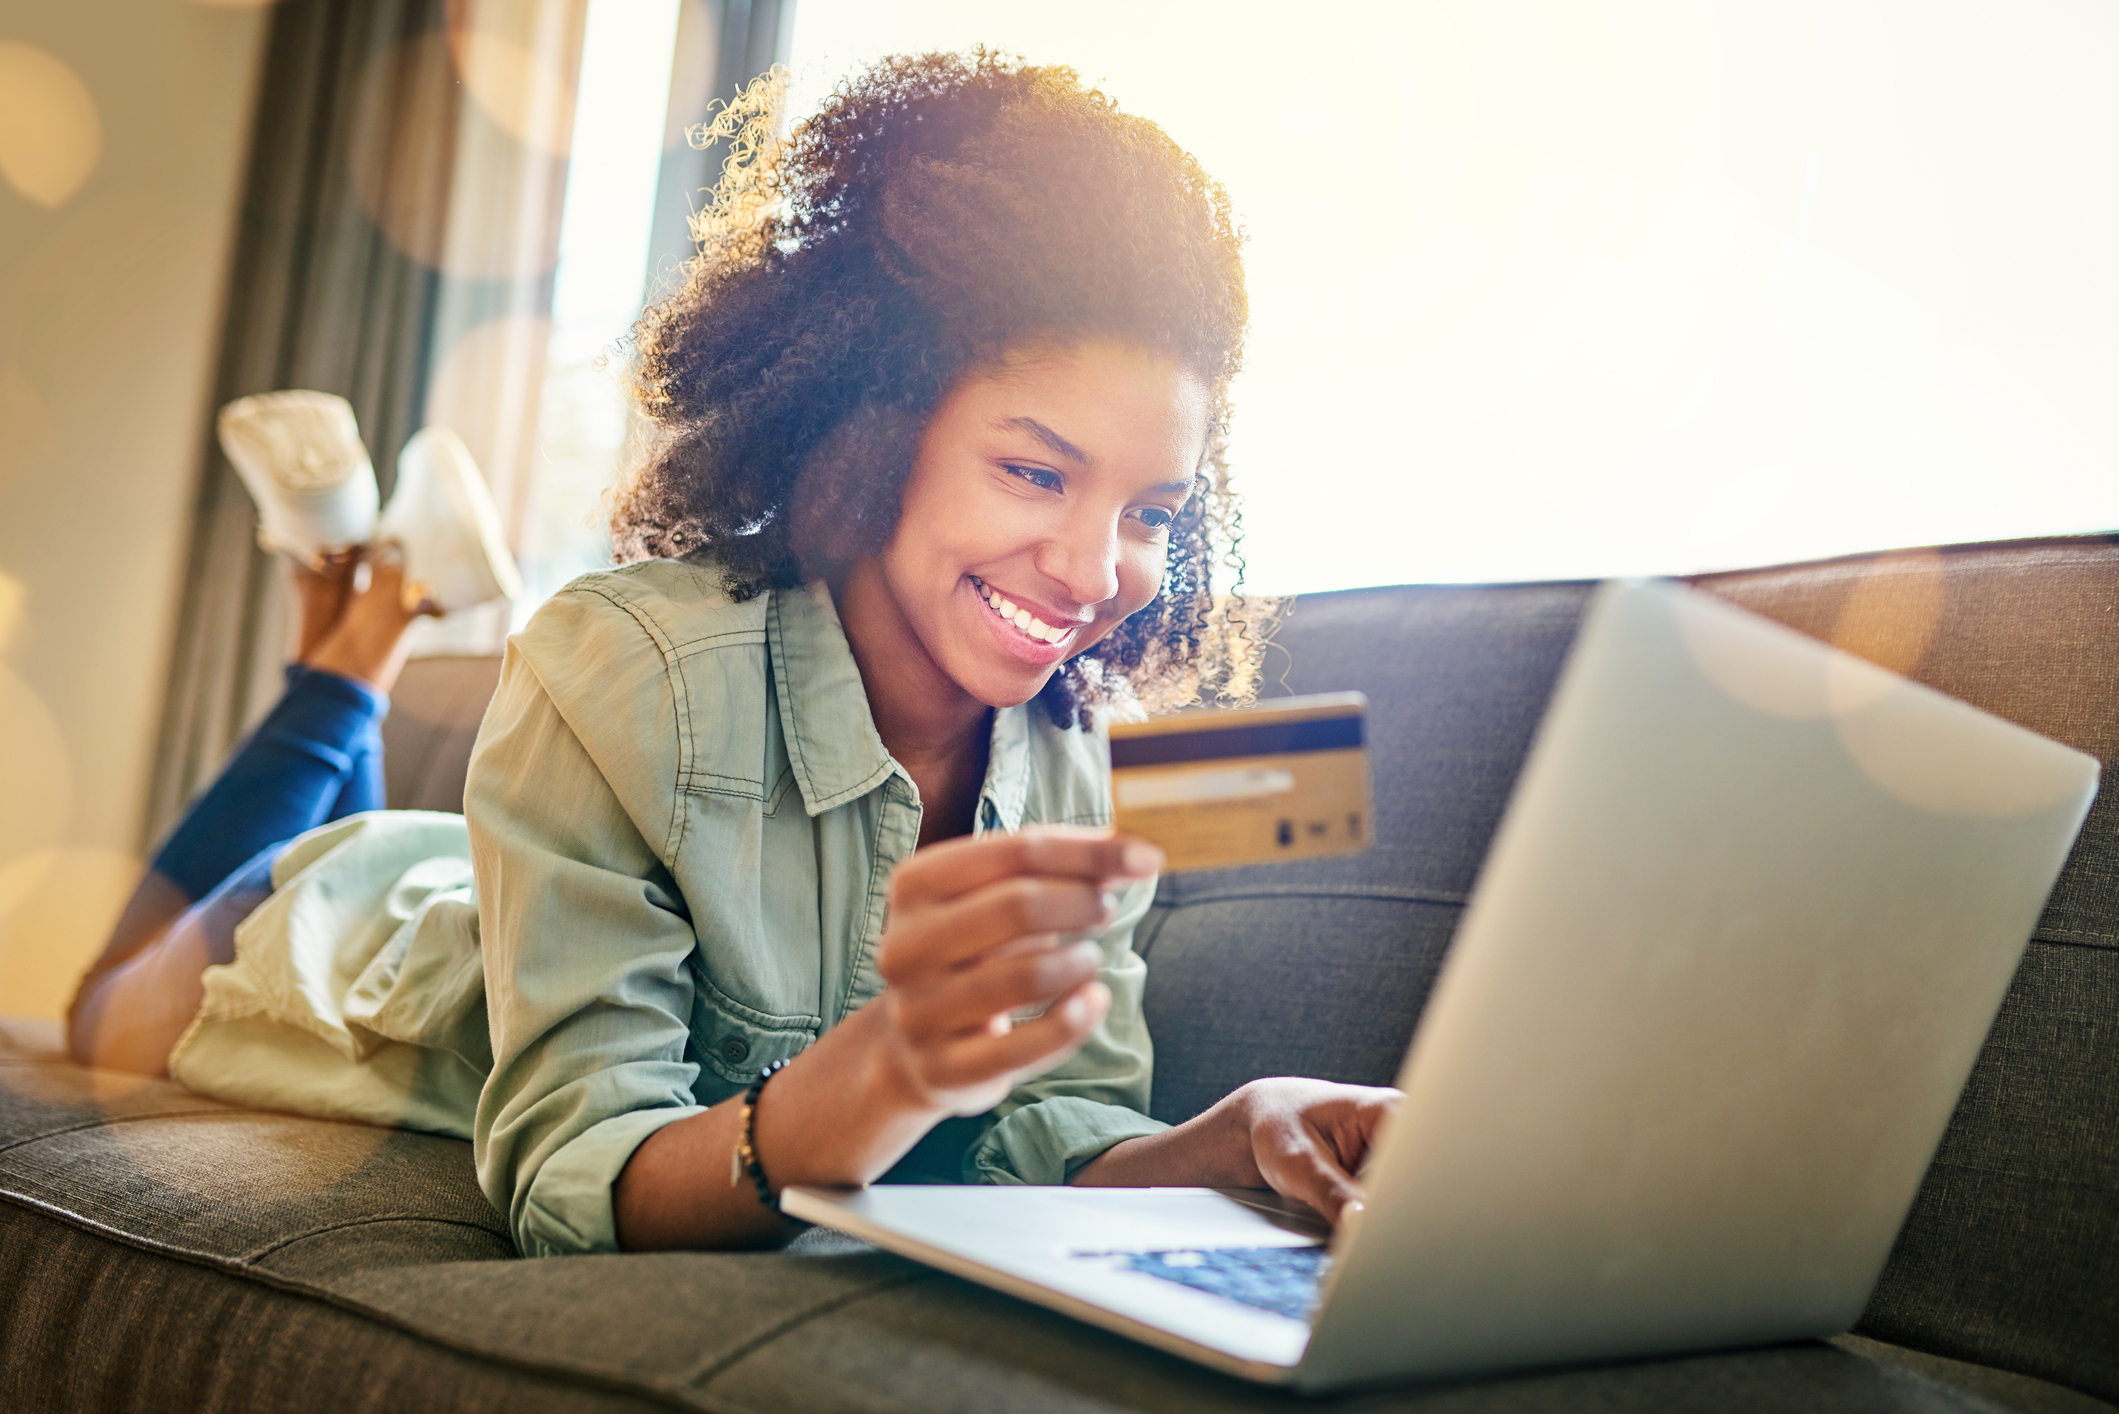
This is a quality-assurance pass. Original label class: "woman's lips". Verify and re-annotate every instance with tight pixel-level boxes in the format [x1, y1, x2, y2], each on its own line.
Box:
[970, 576, 1081, 665]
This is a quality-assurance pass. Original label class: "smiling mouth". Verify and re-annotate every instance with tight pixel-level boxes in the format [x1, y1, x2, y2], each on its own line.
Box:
[971, 577, 1079, 646]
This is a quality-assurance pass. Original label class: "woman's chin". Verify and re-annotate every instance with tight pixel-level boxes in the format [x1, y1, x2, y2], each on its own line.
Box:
[956, 664, 1060, 711]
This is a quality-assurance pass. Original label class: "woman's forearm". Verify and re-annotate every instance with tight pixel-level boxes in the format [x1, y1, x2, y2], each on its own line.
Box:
[613, 1003, 943, 1250]
[1068, 1084, 1262, 1190]
[1073, 1078, 1392, 1226]
[614, 831, 1161, 1249]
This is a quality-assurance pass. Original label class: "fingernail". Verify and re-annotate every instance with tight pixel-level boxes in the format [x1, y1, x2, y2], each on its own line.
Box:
[1121, 842, 1163, 876]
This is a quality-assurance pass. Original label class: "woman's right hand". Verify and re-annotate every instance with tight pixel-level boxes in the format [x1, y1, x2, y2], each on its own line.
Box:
[869, 826, 1163, 1119]
[616, 826, 1160, 1251]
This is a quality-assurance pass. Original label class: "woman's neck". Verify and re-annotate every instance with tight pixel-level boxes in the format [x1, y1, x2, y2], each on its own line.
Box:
[831, 561, 994, 845]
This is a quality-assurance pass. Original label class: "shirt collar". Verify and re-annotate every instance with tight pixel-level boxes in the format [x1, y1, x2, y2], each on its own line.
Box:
[979, 701, 1032, 834]
[768, 581, 895, 816]
[767, 580, 1039, 826]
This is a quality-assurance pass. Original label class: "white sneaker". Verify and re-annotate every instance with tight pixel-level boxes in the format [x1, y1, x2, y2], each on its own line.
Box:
[216, 391, 381, 564]
[377, 426, 522, 613]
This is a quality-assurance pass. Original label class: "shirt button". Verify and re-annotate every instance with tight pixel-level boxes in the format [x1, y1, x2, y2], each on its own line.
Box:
[720, 1037, 751, 1065]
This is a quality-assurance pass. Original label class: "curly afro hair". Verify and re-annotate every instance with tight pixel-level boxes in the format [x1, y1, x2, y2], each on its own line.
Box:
[611, 50, 1264, 725]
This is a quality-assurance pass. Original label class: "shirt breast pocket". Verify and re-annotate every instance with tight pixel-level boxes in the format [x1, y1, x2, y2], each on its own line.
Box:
[687, 989, 818, 1093]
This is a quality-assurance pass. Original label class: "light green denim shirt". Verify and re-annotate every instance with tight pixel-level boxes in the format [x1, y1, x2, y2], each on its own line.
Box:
[173, 556, 1167, 1258]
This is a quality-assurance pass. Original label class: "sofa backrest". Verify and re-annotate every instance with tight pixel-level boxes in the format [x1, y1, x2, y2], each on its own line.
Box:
[387, 536, 2119, 1402]
[1136, 537, 2118, 1402]
[380, 655, 503, 814]
[1695, 539, 2119, 1400]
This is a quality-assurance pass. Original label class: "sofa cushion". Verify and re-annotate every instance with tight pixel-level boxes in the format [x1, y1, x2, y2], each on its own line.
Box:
[1138, 580, 1588, 1123]
[8, 536, 2119, 1411]
[379, 654, 503, 814]
[1137, 539, 2119, 1405]
[5, 1019, 2107, 1413]
[0, 1019, 509, 1272]
[1697, 540, 2119, 1401]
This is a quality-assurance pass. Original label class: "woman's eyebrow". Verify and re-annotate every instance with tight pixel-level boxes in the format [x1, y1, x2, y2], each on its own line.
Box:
[995, 416, 1091, 466]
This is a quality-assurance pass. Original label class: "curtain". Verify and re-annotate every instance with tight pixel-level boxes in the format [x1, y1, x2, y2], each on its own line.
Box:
[145, 0, 587, 844]
[644, 0, 797, 303]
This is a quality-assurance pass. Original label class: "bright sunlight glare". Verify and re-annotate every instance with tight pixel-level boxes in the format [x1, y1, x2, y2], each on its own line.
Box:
[787, 1, 2119, 595]
[516, 0, 682, 621]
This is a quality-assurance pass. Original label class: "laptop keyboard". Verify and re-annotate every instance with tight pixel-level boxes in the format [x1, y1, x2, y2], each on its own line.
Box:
[1117, 1246, 1331, 1321]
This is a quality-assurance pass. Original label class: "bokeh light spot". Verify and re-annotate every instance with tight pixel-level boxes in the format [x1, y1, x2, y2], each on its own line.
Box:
[1826, 550, 1948, 698]
[0, 661, 73, 868]
[0, 847, 137, 1023]
[450, 19, 576, 158]
[0, 42, 103, 209]
[1676, 587, 1834, 721]
[347, 34, 458, 272]
[0, 570, 25, 655]
[1835, 683, 2090, 819]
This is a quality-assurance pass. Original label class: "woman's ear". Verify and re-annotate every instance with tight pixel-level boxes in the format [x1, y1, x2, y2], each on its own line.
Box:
[788, 402, 926, 579]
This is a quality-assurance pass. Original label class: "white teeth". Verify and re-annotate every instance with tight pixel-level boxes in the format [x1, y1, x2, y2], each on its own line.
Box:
[976, 579, 1071, 645]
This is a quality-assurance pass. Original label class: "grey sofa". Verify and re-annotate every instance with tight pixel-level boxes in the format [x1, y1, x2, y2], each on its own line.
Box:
[5, 537, 2117, 1413]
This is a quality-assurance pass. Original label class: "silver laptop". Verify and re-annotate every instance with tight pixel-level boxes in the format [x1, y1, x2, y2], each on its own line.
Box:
[783, 578, 2097, 1392]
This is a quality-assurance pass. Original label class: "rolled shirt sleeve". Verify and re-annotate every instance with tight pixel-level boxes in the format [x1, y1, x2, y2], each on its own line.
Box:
[466, 589, 707, 1257]
[967, 873, 1170, 1184]
[466, 570, 1175, 1247]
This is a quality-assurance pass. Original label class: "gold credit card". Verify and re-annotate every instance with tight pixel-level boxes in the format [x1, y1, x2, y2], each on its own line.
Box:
[1109, 692, 1372, 874]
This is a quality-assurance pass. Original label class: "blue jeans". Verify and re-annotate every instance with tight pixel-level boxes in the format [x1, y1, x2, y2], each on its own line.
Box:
[67, 665, 389, 1064]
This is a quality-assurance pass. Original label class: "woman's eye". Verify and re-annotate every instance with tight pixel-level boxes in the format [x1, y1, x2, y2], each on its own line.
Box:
[1134, 507, 1175, 532]
[1006, 464, 1063, 493]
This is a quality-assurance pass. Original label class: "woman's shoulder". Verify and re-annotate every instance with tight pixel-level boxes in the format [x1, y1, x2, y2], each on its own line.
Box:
[540, 557, 765, 643]
[514, 558, 770, 665]
[501, 557, 774, 720]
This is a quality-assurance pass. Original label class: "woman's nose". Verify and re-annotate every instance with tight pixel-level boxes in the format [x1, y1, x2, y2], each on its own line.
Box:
[1036, 513, 1123, 608]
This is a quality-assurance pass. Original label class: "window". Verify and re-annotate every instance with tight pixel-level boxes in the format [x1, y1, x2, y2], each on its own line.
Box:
[788, 1, 2119, 595]
[512, 0, 684, 624]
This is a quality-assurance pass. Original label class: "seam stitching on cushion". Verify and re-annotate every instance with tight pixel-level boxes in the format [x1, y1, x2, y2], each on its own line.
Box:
[1134, 905, 1171, 960]
[2030, 929, 2119, 952]
[0, 1190, 748, 1414]
[1158, 885, 1469, 908]
[0, 1106, 240, 1157]
[1924, 1157, 2119, 1200]
[683, 1269, 935, 1388]
[241, 1212, 509, 1263]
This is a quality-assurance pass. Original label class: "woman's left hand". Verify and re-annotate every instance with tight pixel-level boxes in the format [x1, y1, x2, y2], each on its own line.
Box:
[1071, 1076, 1399, 1226]
[1220, 1078, 1399, 1225]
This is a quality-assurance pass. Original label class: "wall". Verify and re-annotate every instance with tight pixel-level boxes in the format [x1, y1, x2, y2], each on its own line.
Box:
[0, 0, 270, 1019]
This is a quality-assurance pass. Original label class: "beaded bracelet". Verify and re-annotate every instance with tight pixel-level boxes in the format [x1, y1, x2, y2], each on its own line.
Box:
[728, 1058, 788, 1209]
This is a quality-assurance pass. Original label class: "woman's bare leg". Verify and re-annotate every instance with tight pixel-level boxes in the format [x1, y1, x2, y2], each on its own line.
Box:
[67, 557, 434, 1074]
[300, 552, 435, 692]
[294, 549, 358, 659]
[70, 848, 279, 1075]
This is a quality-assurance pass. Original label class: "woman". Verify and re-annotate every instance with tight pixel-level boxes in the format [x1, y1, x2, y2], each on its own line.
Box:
[71, 52, 1396, 1257]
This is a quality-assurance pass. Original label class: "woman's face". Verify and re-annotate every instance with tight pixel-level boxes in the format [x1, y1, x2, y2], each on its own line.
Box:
[870, 340, 1209, 711]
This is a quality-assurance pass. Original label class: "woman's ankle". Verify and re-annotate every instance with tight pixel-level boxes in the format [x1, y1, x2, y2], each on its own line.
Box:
[298, 555, 432, 693]
[292, 550, 361, 660]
